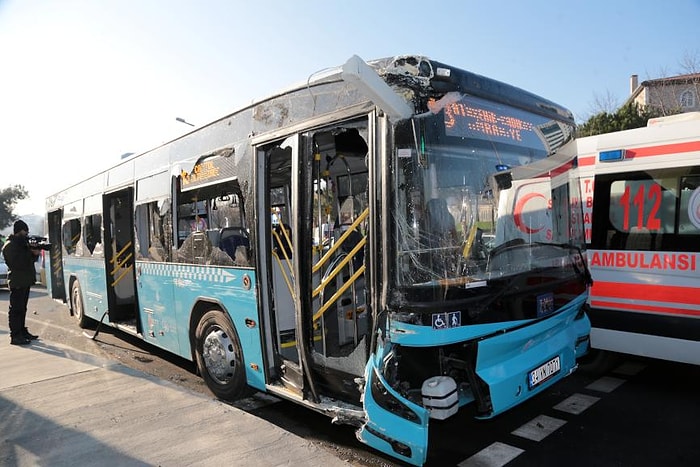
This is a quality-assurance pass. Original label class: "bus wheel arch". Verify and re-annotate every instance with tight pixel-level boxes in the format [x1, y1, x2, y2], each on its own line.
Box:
[69, 278, 89, 328]
[193, 307, 249, 401]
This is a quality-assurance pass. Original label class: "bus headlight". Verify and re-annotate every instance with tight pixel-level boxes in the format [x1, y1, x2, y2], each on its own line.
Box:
[370, 368, 421, 424]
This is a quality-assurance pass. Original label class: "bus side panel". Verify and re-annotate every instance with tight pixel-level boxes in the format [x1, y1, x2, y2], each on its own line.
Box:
[150, 263, 265, 391]
[136, 261, 178, 354]
[63, 257, 109, 320]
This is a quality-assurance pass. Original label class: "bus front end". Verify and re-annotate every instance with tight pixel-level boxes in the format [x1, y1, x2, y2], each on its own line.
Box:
[357, 60, 591, 465]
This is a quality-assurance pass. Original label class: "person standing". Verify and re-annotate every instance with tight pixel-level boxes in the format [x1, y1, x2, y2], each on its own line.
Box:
[2, 219, 40, 345]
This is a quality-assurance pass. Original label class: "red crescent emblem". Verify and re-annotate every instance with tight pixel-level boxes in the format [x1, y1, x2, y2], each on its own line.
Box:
[514, 192, 546, 234]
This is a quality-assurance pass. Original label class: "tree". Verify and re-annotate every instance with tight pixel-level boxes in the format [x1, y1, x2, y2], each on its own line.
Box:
[587, 89, 621, 116]
[679, 49, 700, 74]
[0, 185, 29, 230]
[577, 102, 661, 137]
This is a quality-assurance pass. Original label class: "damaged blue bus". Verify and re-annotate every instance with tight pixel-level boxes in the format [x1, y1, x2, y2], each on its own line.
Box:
[45, 55, 590, 465]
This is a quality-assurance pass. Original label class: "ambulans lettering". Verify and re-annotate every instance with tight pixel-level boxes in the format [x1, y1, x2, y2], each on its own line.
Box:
[590, 251, 697, 271]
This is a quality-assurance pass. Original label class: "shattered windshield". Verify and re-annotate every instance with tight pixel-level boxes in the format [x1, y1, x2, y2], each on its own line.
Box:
[391, 93, 581, 294]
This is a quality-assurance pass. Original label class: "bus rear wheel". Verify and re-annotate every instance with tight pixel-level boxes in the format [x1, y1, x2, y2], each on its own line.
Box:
[194, 310, 248, 401]
[70, 281, 88, 328]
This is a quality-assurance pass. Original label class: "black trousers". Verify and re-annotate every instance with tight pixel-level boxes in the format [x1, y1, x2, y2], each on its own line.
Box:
[8, 286, 30, 338]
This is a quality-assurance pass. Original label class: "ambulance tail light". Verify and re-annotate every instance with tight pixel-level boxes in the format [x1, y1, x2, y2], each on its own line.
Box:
[599, 149, 626, 162]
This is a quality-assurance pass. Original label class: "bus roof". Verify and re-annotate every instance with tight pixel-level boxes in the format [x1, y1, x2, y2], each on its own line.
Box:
[47, 54, 575, 210]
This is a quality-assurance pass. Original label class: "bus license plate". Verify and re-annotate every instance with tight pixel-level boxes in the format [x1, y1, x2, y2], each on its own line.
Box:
[528, 356, 560, 389]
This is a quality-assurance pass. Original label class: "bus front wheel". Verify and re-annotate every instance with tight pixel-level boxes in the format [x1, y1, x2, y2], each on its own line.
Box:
[70, 281, 88, 328]
[194, 310, 248, 401]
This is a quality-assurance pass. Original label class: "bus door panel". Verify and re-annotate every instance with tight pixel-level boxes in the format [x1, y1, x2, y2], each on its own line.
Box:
[133, 200, 179, 353]
[46, 209, 66, 300]
[258, 123, 373, 403]
[304, 125, 371, 401]
[258, 136, 306, 394]
[102, 188, 140, 327]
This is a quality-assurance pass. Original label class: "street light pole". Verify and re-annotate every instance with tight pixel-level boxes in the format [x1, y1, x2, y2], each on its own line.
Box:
[175, 117, 195, 127]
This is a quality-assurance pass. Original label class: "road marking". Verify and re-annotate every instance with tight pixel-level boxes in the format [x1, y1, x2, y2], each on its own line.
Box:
[586, 376, 626, 393]
[512, 414, 567, 442]
[458, 359, 637, 466]
[457, 442, 524, 467]
[553, 393, 600, 415]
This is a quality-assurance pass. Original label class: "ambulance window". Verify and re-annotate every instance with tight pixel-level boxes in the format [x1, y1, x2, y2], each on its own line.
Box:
[608, 178, 675, 235]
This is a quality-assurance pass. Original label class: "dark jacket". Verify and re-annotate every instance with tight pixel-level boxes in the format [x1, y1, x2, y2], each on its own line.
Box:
[2, 234, 36, 288]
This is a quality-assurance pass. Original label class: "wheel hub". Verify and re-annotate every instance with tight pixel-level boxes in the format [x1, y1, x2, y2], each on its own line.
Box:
[202, 328, 236, 384]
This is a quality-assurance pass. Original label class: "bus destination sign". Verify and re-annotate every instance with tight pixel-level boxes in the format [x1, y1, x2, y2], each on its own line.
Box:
[443, 95, 545, 152]
[181, 152, 239, 191]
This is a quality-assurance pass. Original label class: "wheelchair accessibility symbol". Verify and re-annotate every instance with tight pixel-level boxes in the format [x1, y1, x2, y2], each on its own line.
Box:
[432, 311, 461, 330]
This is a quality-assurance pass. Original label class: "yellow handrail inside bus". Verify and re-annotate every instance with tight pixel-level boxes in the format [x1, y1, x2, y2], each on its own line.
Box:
[313, 265, 365, 322]
[110, 241, 133, 265]
[112, 252, 133, 273]
[273, 223, 293, 263]
[462, 224, 478, 258]
[109, 241, 134, 287]
[111, 265, 133, 287]
[312, 208, 368, 274]
[271, 249, 297, 301]
[312, 238, 365, 298]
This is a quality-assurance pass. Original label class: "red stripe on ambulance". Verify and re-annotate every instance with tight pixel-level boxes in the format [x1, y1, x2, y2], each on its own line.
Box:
[591, 281, 700, 307]
[590, 299, 700, 317]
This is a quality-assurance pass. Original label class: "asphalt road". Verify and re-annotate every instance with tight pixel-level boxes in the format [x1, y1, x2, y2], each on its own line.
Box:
[2, 287, 698, 466]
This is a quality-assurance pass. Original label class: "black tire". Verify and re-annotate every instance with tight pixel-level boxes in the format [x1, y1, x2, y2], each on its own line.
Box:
[194, 309, 249, 401]
[70, 281, 88, 328]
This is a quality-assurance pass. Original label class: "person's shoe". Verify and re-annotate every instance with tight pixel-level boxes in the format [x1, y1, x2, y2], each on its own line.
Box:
[10, 336, 32, 346]
[23, 329, 39, 340]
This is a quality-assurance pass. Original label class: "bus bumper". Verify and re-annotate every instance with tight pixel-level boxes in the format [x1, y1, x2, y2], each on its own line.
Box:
[357, 293, 589, 465]
[474, 293, 590, 417]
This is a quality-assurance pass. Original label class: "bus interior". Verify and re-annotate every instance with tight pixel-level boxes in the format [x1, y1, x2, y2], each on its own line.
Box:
[260, 121, 371, 404]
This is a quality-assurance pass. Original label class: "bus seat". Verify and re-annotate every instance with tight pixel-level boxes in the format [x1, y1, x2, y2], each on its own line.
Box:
[206, 229, 221, 247]
[427, 199, 455, 230]
[427, 198, 457, 246]
[178, 231, 213, 264]
[219, 227, 249, 259]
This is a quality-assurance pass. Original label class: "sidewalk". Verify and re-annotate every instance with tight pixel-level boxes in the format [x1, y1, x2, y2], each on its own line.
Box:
[0, 321, 351, 466]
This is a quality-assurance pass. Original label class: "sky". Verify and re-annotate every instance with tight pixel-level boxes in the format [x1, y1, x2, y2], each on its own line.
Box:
[1, 0, 699, 216]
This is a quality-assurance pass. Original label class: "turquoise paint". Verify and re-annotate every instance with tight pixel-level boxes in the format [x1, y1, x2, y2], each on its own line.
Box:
[137, 262, 265, 390]
[63, 257, 266, 391]
[62, 257, 109, 320]
[360, 339, 430, 466]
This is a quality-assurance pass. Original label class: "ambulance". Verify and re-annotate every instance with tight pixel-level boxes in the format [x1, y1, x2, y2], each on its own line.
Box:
[578, 112, 700, 365]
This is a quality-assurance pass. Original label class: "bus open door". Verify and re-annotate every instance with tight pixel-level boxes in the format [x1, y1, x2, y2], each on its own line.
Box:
[46, 209, 66, 301]
[102, 188, 141, 331]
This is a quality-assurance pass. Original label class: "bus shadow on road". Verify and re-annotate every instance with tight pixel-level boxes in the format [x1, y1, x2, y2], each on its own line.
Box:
[0, 393, 152, 466]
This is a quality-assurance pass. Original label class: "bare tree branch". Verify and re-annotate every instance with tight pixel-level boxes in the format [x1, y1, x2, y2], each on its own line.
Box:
[679, 49, 700, 74]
